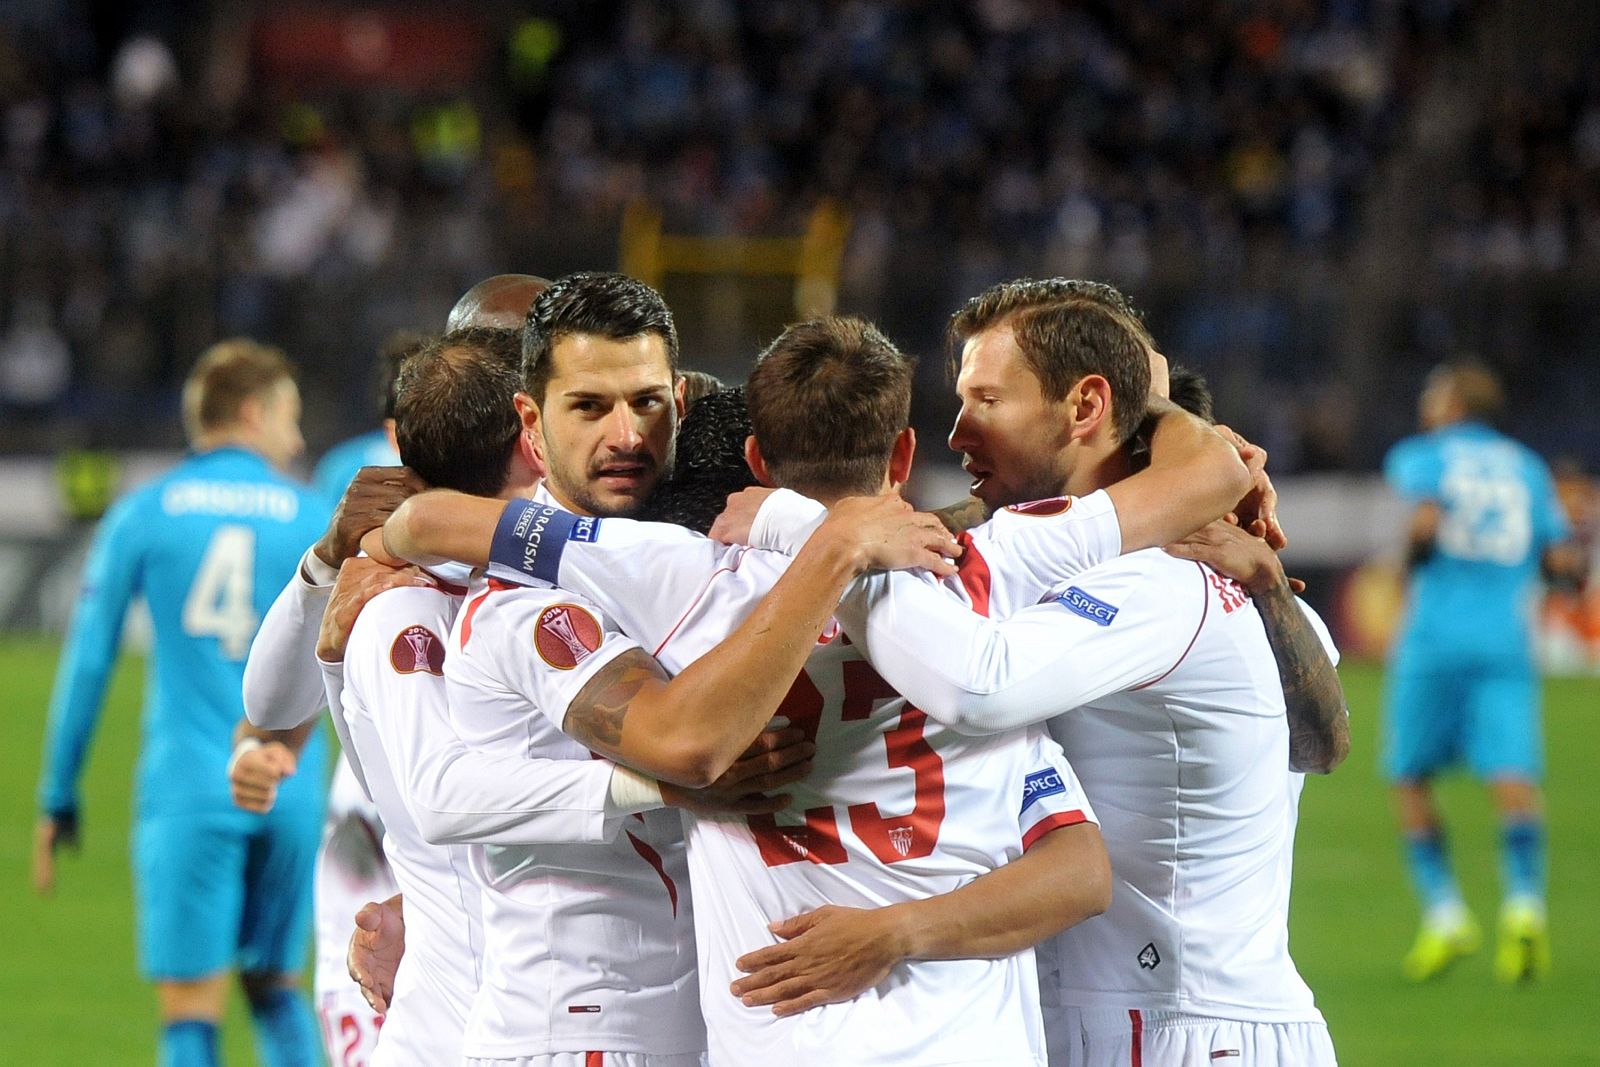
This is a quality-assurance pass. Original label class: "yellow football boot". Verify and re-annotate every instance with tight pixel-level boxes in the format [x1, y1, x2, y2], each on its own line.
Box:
[1493, 903, 1549, 984]
[1402, 913, 1482, 982]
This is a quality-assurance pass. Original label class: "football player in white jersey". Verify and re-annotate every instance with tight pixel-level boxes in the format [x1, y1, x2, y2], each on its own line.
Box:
[373, 276, 962, 1067]
[376, 314, 1256, 1065]
[734, 284, 1350, 1066]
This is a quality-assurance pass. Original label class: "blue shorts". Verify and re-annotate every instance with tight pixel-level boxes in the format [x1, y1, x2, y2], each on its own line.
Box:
[132, 787, 323, 982]
[1382, 652, 1544, 783]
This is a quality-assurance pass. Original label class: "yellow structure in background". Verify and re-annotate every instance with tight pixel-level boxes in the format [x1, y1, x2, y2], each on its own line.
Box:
[620, 200, 850, 318]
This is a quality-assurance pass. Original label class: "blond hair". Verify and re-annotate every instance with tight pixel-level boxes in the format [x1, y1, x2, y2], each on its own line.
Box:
[181, 339, 296, 442]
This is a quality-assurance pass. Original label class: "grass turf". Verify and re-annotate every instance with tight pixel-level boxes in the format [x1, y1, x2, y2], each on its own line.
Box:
[1, 635, 1595, 1063]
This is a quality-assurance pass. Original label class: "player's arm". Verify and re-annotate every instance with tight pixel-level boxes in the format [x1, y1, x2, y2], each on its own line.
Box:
[1402, 500, 1441, 570]
[243, 467, 424, 729]
[1167, 519, 1350, 773]
[835, 561, 1195, 733]
[731, 824, 1107, 1015]
[1106, 397, 1253, 552]
[34, 497, 146, 892]
[558, 497, 957, 787]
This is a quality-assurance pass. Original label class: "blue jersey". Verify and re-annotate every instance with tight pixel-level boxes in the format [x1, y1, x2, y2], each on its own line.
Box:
[38, 447, 332, 820]
[1384, 422, 1570, 662]
[311, 429, 398, 504]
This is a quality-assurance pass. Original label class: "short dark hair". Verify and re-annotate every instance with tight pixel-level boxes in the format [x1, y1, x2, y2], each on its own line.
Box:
[393, 327, 523, 497]
[644, 385, 759, 534]
[377, 331, 428, 421]
[950, 279, 1152, 444]
[1167, 362, 1215, 424]
[182, 338, 296, 441]
[521, 272, 679, 404]
[745, 316, 914, 498]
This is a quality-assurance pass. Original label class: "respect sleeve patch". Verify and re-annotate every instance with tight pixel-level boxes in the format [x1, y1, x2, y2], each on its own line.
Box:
[1021, 767, 1067, 815]
[486, 499, 601, 588]
[1054, 585, 1119, 626]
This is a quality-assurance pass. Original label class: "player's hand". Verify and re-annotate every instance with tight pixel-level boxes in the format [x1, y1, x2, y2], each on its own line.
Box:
[709, 487, 778, 545]
[348, 895, 405, 1014]
[818, 495, 961, 577]
[731, 904, 906, 1016]
[229, 741, 297, 813]
[318, 557, 430, 662]
[1212, 425, 1285, 550]
[31, 811, 79, 896]
[313, 466, 428, 569]
[660, 727, 814, 816]
[1166, 519, 1304, 596]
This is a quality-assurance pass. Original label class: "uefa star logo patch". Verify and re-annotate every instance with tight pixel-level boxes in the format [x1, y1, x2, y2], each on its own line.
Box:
[533, 603, 602, 669]
[389, 625, 445, 676]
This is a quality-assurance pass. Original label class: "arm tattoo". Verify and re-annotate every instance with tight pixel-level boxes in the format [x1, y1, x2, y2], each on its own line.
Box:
[1253, 582, 1351, 774]
[931, 496, 992, 535]
[563, 649, 668, 755]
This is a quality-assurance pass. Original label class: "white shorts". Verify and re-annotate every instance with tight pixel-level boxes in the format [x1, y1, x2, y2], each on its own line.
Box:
[317, 986, 384, 1067]
[467, 1055, 707, 1067]
[1049, 1007, 1337, 1067]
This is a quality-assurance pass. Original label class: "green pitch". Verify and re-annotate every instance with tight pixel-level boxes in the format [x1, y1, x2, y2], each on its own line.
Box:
[2, 636, 1596, 1064]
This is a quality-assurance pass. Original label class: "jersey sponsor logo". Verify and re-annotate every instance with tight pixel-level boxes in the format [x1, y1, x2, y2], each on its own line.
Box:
[389, 625, 445, 676]
[533, 603, 602, 669]
[1056, 586, 1119, 626]
[1021, 767, 1066, 814]
[1137, 942, 1161, 970]
[1004, 496, 1073, 517]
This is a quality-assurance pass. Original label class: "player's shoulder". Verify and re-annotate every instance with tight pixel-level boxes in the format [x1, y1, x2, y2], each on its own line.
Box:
[1383, 432, 1436, 471]
[348, 583, 460, 675]
[1044, 547, 1201, 620]
[456, 579, 606, 650]
[973, 490, 1113, 542]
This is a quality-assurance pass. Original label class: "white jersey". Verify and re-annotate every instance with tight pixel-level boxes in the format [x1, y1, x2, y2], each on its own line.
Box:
[337, 581, 483, 1064]
[444, 578, 702, 1060]
[313, 751, 396, 1064]
[498, 510, 1099, 1067]
[818, 501, 1338, 1023]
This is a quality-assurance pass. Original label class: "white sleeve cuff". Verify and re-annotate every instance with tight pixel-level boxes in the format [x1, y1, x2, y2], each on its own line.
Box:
[605, 764, 666, 815]
[749, 488, 829, 555]
[300, 546, 340, 587]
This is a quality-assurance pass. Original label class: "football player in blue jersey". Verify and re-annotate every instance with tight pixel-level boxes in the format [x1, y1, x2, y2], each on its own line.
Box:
[1383, 361, 1586, 984]
[34, 339, 333, 1067]
[309, 331, 422, 503]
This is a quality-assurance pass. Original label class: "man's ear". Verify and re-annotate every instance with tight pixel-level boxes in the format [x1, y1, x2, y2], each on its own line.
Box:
[674, 375, 687, 419]
[889, 426, 916, 489]
[1069, 374, 1113, 441]
[514, 392, 545, 467]
[744, 435, 776, 488]
[382, 418, 398, 454]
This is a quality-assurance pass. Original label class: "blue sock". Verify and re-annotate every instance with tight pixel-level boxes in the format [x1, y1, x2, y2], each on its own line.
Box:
[160, 1019, 219, 1067]
[1403, 828, 1463, 915]
[247, 986, 320, 1067]
[1501, 817, 1547, 907]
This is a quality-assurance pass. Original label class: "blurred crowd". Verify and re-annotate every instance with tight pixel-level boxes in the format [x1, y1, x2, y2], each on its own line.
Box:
[3, 0, 1597, 470]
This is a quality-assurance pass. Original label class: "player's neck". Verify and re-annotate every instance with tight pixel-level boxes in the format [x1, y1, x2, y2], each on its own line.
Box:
[1064, 437, 1133, 496]
[190, 431, 259, 458]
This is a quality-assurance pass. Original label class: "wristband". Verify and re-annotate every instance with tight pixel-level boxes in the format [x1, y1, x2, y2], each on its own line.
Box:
[226, 736, 265, 779]
[486, 498, 602, 588]
[606, 764, 666, 815]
